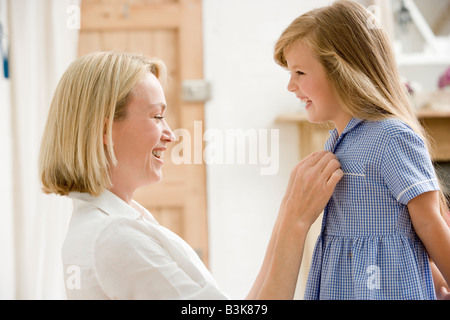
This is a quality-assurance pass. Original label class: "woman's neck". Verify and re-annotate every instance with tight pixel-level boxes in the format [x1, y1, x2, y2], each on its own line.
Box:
[108, 184, 136, 205]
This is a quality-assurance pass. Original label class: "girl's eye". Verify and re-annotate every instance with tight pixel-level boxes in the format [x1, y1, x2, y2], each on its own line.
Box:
[296, 71, 305, 76]
[154, 115, 165, 121]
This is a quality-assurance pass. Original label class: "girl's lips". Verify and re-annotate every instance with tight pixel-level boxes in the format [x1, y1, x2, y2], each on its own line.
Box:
[299, 97, 312, 109]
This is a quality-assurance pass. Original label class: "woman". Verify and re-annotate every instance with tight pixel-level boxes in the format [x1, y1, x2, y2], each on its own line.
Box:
[39, 51, 343, 299]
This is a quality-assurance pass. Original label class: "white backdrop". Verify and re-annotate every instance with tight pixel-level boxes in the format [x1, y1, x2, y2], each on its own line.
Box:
[203, 0, 332, 299]
[0, 0, 78, 299]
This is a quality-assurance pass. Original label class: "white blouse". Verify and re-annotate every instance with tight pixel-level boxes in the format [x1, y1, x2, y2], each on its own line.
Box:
[62, 190, 229, 300]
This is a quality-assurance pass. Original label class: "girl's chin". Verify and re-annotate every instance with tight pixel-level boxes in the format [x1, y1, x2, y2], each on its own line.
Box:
[305, 113, 320, 124]
[305, 111, 329, 124]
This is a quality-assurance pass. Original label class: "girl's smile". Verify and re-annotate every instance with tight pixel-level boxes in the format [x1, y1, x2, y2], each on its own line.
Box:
[285, 41, 352, 135]
[299, 97, 312, 109]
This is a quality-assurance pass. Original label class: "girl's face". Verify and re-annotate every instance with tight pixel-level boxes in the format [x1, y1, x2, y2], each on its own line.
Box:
[110, 72, 175, 192]
[285, 41, 351, 134]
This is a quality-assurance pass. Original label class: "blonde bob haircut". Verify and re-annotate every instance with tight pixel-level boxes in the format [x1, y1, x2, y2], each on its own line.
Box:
[39, 51, 166, 196]
[274, 0, 448, 214]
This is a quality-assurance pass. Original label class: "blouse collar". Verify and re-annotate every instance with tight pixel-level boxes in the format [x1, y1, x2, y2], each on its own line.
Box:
[68, 190, 154, 222]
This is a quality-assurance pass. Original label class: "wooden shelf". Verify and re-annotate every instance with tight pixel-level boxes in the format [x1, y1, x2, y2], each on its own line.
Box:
[418, 109, 450, 118]
[276, 109, 450, 162]
[276, 109, 450, 123]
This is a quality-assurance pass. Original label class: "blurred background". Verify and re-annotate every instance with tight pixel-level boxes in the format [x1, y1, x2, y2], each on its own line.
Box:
[0, 0, 449, 299]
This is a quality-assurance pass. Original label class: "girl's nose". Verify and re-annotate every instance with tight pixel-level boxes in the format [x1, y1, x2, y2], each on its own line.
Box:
[287, 76, 297, 92]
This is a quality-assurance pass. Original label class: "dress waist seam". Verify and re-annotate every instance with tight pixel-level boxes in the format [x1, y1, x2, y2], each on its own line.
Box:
[321, 232, 417, 240]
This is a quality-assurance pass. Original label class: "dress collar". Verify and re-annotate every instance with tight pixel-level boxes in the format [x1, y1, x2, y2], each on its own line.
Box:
[342, 117, 364, 135]
[325, 117, 364, 152]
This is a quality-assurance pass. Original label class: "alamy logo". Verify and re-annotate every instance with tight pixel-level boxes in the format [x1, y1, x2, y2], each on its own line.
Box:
[366, 5, 382, 30]
[171, 121, 279, 176]
[65, 265, 81, 290]
[366, 264, 381, 290]
[66, 5, 80, 30]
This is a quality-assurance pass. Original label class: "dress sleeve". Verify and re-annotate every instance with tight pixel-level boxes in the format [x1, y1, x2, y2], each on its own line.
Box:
[381, 128, 440, 205]
[93, 218, 228, 300]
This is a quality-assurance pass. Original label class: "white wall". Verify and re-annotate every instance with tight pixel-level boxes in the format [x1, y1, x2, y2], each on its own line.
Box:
[203, 0, 450, 299]
[0, 0, 79, 299]
[202, 0, 331, 299]
[0, 76, 14, 299]
[0, 0, 15, 298]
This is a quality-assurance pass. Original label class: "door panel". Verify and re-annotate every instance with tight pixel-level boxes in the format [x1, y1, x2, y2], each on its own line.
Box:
[79, 0, 209, 264]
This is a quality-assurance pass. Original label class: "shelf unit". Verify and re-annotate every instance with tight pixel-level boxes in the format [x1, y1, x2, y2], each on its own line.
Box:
[276, 110, 450, 161]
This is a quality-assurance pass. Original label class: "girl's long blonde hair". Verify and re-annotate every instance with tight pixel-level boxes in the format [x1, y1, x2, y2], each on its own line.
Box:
[274, 0, 448, 214]
[39, 51, 166, 196]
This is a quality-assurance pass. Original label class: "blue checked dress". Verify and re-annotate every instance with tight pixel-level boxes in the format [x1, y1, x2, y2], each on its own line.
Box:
[304, 117, 440, 300]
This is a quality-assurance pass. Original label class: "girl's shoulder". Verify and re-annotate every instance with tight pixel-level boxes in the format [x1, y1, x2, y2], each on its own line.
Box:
[364, 117, 417, 140]
[351, 118, 424, 157]
[367, 117, 410, 131]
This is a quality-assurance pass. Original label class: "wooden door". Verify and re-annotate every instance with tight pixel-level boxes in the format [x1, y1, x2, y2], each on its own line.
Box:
[79, 0, 209, 264]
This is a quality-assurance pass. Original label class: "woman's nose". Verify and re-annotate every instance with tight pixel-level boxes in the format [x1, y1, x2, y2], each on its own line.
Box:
[162, 122, 176, 143]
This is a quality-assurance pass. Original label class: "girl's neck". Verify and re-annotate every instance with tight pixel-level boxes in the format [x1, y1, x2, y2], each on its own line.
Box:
[333, 113, 353, 136]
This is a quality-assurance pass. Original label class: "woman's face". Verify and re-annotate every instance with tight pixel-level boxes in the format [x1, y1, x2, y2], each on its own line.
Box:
[284, 41, 351, 134]
[110, 72, 175, 190]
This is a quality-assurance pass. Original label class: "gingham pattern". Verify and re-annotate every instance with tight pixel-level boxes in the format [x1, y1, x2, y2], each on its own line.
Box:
[304, 118, 439, 300]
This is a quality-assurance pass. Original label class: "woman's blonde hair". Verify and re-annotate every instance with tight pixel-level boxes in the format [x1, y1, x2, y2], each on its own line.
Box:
[274, 0, 448, 214]
[39, 51, 166, 196]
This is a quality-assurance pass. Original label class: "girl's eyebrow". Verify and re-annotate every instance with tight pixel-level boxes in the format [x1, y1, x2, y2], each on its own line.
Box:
[287, 63, 305, 71]
[290, 63, 307, 69]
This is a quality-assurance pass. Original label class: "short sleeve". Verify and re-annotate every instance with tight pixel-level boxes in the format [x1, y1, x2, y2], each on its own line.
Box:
[93, 218, 228, 300]
[381, 128, 439, 205]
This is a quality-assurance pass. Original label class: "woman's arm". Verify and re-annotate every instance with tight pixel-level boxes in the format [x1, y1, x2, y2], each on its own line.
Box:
[408, 191, 450, 296]
[246, 151, 342, 299]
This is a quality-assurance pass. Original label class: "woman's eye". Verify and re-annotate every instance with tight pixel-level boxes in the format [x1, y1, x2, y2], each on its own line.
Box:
[154, 115, 165, 121]
[296, 71, 304, 76]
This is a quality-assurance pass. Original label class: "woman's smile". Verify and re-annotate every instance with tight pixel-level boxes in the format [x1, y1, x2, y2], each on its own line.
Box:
[152, 147, 166, 163]
[110, 72, 175, 195]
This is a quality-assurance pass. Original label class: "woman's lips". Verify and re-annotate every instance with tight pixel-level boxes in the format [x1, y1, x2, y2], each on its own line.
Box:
[152, 147, 166, 163]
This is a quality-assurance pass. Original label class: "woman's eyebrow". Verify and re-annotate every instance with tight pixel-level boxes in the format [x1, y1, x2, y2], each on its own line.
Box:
[149, 103, 167, 112]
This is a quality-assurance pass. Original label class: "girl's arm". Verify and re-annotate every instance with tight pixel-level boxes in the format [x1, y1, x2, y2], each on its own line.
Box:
[246, 151, 342, 299]
[408, 191, 450, 296]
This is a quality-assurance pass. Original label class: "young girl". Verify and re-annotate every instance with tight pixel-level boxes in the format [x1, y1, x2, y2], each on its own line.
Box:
[274, 0, 450, 299]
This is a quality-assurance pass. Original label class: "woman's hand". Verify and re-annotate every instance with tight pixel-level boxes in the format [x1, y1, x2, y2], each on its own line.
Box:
[248, 151, 342, 300]
[437, 286, 450, 300]
[428, 214, 450, 300]
[281, 151, 343, 227]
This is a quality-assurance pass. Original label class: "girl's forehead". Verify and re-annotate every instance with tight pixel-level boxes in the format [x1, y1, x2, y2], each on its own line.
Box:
[285, 42, 319, 69]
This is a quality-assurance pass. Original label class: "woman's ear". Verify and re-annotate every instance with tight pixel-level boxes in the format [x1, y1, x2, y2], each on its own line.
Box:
[103, 118, 111, 146]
